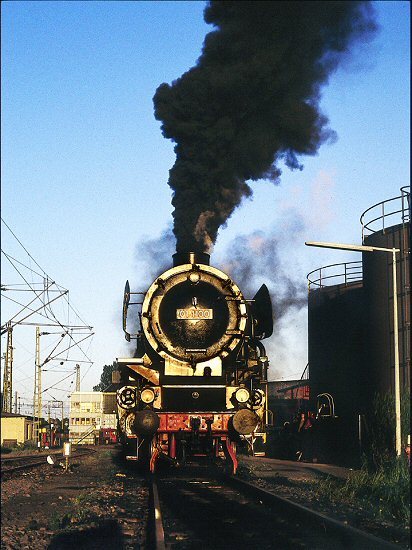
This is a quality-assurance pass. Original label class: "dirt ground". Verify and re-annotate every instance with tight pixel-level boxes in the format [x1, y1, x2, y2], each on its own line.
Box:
[1, 448, 409, 549]
[1, 446, 148, 549]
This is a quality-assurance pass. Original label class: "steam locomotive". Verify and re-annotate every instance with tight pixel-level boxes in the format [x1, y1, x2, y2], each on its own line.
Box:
[114, 252, 273, 473]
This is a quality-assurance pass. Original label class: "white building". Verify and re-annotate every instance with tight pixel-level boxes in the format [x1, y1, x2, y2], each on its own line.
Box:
[69, 391, 116, 444]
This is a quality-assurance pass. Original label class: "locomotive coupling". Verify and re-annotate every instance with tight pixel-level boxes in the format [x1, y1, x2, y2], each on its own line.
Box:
[133, 409, 160, 436]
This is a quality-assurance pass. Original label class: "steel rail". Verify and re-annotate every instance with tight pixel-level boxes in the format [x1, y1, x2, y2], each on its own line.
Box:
[1, 448, 95, 477]
[147, 475, 166, 550]
[1, 451, 62, 461]
[1, 456, 53, 476]
[225, 475, 401, 550]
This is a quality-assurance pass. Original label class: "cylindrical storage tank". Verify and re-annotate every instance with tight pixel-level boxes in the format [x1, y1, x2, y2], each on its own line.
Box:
[362, 222, 410, 398]
[308, 273, 367, 464]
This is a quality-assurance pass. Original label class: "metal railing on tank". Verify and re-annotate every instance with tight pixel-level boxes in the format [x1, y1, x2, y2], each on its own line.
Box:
[360, 186, 410, 243]
[307, 261, 363, 291]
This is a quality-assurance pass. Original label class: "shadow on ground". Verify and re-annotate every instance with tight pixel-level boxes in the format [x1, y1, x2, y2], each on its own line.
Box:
[47, 519, 125, 550]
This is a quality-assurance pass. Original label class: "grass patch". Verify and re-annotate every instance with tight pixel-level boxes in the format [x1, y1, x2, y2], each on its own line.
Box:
[312, 391, 410, 528]
[68, 493, 102, 524]
[312, 456, 410, 526]
[68, 486, 120, 526]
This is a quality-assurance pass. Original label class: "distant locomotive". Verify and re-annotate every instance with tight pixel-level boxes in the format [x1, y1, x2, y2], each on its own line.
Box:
[114, 252, 273, 473]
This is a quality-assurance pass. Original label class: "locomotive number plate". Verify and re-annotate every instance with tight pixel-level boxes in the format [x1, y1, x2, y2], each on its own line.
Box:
[176, 308, 213, 320]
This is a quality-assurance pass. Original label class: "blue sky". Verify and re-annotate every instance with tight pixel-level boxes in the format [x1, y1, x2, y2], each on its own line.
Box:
[1, 1, 410, 416]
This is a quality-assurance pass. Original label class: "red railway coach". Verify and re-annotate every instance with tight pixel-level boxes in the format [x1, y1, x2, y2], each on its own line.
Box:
[99, 428, 117, 445]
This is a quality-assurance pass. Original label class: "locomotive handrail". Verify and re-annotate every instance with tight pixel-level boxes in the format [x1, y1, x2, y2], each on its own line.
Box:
[307, 261, 363, 291]
[316, 393, 336, 418]
[360, 186, 410, 242]
[265, 408, 274, 426]
[123, 280, 145, 341]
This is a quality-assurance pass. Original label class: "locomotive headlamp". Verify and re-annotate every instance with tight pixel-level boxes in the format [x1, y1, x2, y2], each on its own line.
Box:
[188, 272, 200, 284]
[235, 387, 250, 404]
[140, 387, 156, 404]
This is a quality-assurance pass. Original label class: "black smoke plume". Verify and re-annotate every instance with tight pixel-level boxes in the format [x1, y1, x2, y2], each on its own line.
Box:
[154, 1, 376, 253]
[219, 220, 307, 324]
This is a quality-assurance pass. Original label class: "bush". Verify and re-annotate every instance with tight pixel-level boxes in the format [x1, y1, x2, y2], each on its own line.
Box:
[0, 446, 12, 454]
[353, 456, 409, 523]
[17, 441, 39, 451]
[363, 390, 410, 469]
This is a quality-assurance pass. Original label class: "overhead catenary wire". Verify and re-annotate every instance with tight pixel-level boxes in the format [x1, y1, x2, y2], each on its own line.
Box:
[1, 278, 60, 326]
[2, 252, 53, 282]
[41, 371, 76, 394]
[1, 218, 48, 276]
[43, 333, 94, 366]
[6, 322, 91, 328]
[2, 284, 93, 362]
[51, 358, 93, 363]
[1, 288, 68, 333]
[2, 220, 92, 333]
[1, 218, 95, 414]
[2, 253, 61, 327]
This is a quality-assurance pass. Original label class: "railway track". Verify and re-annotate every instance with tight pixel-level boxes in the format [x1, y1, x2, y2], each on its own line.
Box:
[2, 446, 405, 549]
[1, 447, 96, 477]
[146, 466, 402, 550]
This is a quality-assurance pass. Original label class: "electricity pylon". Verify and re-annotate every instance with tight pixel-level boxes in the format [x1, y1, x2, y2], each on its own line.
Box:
[2, 322, 13, 412]
[33, 326, 49, 441]
[75, 363, 80, 392]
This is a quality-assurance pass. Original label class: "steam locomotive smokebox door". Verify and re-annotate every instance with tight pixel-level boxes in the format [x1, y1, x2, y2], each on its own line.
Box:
[141, 256, 248, 367]
[159, 281, 229, 350]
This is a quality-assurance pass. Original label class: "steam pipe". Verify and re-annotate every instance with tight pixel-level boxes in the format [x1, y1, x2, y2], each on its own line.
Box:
[251, 338, 266, 358]
[250, 337, 269, 425]
[247, 338, 269, 381]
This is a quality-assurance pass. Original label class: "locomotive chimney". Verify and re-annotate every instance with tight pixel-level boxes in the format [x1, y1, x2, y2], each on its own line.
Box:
[172, 251, 210, 267]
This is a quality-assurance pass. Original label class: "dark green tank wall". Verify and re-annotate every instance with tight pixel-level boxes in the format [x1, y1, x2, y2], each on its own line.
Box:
[308, 283, 368, 409]
[308, 282, 367, 463]
[307, 221, 410, 465]
[362, 222, 410, 397]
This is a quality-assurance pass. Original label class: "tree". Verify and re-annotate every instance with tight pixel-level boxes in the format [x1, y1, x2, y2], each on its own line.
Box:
[93, 363, 115, 392]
